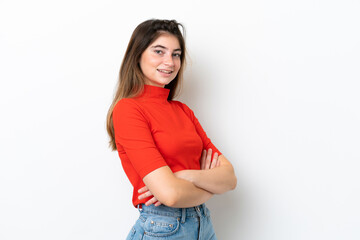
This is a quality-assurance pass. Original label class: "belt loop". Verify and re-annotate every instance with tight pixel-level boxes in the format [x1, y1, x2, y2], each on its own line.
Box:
[201, 204, 208, 217]
[196, 205, 208, 218]
[181, 208, 186, 223]
[195, 206, 201, 217]
[137, 204, 143, 212]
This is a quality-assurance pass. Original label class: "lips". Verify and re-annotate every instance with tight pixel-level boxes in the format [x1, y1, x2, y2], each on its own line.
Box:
[157, 69, 173, 74]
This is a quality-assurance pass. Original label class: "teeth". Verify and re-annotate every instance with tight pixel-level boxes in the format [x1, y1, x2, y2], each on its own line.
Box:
[158, 69, 172, 74]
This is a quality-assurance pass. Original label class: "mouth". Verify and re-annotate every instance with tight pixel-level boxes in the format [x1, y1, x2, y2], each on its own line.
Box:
[157, 69, 173, 74]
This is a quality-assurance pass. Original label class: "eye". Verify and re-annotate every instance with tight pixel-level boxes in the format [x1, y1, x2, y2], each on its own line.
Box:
[154, 49, 163, 55]
[173, 53, 181, 58]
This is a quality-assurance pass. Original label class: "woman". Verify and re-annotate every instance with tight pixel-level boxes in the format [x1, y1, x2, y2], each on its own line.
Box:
[106, 19, 237, 239]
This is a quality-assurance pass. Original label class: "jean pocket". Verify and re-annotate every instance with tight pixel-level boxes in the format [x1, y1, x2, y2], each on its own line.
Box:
[143, 215, 180, 237]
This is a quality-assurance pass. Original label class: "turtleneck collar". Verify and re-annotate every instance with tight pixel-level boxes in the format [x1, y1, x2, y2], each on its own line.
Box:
[136, 85, 170, 102]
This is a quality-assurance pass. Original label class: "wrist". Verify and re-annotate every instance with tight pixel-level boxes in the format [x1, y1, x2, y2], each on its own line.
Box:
[183, 169, 199, 184]
[190, 169, 202, 185]
[183, 170, 196, 183]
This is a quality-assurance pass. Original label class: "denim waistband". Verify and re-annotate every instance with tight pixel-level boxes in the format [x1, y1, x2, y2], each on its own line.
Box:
[138, 203, 209, 221]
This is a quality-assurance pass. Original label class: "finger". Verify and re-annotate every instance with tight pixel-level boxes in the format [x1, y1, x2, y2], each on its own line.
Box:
[200, 150, 207, 169]
[216, 156, 221, 167]
[154, 201, 162, 207]
[145, 197, 158, 206]
[204, 148, 212, 170]
[210, 152, 219, 169]
[138, 190, 153, 200]
[138, 186, 149, 194]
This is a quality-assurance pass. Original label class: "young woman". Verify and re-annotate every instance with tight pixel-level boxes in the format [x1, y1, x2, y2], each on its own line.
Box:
[106, 19, 237, 239]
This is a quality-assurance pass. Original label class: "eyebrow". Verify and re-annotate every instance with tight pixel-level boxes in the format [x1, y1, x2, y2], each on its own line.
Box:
[151, 45, 182, 52]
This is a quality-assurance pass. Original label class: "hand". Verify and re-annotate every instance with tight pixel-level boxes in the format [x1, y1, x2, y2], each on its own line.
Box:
[200, 148, 220, 170]
[138, 186, 162, 206]
[174, 149, 220, 182]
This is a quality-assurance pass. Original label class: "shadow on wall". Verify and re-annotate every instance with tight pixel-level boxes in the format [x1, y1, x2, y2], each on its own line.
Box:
[180, 68, 244, 238]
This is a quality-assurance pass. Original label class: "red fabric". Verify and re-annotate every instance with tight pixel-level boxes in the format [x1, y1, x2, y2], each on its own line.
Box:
[112, 85, 221, 207]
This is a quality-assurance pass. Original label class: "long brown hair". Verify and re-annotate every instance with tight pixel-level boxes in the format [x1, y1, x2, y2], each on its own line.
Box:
[106, 19, 187, 151]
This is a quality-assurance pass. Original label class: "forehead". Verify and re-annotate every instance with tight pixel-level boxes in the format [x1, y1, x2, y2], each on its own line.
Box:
[150, 33, 181, 50]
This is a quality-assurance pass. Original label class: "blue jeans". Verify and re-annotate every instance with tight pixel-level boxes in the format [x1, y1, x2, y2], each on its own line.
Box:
[126, 204, 217, 240]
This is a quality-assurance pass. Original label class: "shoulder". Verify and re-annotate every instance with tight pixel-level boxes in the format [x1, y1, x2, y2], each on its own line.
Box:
[114, 98, 142, 111]
[170, 100, 195, 118]
[113, 98, 145, 120]
[171, 100, 190, 110]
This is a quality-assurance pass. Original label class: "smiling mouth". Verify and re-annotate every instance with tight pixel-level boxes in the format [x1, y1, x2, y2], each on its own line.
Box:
[158, 69, 173, 74]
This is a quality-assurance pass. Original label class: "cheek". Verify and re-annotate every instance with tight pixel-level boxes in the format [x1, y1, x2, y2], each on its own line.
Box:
[146, 60, 161, 72]
[140, 53, 157, 70]
[175, 60, 181, 71]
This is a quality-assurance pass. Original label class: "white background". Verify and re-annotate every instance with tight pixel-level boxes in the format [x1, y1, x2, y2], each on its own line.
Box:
[1, 0, 359, 239]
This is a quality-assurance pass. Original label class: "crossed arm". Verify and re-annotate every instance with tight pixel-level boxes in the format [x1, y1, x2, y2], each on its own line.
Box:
[114, 100, 236, 208]
[138, 149, 237, 208]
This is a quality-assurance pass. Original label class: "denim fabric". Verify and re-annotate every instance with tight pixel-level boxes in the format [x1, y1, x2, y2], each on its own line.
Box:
[126, 204, 217, 240]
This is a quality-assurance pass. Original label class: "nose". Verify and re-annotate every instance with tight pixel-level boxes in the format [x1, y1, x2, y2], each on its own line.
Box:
[163, 54, 175, 67]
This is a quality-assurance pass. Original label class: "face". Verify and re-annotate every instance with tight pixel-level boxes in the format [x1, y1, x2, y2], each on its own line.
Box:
[139, 33, 182, 88]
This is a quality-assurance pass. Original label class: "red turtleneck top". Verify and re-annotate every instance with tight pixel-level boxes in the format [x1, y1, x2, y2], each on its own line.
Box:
[112, 85, 221, 207]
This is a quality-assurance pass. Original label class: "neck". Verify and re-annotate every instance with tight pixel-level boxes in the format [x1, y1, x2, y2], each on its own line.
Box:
[135, 85, 171, 102]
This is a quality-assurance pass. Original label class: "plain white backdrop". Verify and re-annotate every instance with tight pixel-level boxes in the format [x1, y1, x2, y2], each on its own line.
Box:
[1, 0, 359, 239]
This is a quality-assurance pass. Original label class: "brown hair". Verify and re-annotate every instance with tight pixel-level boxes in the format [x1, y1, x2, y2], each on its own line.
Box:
[106, 19, 187, 150]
